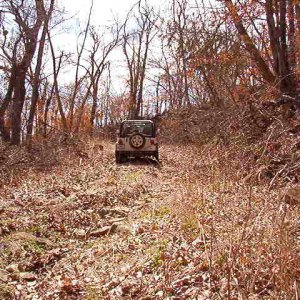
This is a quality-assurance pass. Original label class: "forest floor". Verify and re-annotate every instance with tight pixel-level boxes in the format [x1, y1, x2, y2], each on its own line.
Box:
[0, 139, 299, 299]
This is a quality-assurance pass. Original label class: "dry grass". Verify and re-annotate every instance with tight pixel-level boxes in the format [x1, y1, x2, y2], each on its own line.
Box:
[156, 105, 300, 298]
[0, 107, 300, 299]
[168, 150, 300, 298]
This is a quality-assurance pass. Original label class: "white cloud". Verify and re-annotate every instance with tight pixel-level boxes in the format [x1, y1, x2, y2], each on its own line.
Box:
[52, 0, 164, 89]
[61, 0, 162, 26]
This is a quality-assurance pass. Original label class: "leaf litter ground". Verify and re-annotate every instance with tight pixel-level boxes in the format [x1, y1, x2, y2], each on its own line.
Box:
[0, 141, 299, 299]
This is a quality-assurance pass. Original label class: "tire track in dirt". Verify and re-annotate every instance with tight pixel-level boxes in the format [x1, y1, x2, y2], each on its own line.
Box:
[0, 142, 196, 299]
[2, 141, 296, 299]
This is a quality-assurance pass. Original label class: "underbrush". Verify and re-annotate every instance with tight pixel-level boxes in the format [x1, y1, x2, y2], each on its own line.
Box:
[160, 103, 300, 187]
[0, 104, 299, 298]
[0, 134, 105, 189]
[168, 159, 300, 298]
[156, 103, 300, 298]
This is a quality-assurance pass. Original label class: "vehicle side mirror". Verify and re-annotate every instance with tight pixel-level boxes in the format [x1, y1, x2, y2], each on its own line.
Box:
[156, 128, 161, 136]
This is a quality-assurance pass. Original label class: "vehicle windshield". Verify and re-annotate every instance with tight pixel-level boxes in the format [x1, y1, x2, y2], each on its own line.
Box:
[121, 122, 154, 137]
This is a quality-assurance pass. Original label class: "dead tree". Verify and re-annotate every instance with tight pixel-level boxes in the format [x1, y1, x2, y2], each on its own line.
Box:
[10, 0, 45, 145]
[171, 0, 190, 106]
[224, 0, 276, 85]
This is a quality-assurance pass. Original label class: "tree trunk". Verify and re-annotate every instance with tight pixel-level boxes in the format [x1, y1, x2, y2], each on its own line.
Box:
[224, 0, 276, 84]
[90, 70, 103, 134]
[48, 33, 68, 132]
[11, 67, 26, 145]
[43, 84, 54, 137]
[265, 0, 281, 75]
[89, 84, 98, 135]
[27, 0, 54, 143]
[288, 0, 296, 70]
[279, 0, 294, 93]
[136, 38, 150, 118]
[69, 2, 93, 131]
[0, 67, 15, 142]
[8, 0, 45, 145]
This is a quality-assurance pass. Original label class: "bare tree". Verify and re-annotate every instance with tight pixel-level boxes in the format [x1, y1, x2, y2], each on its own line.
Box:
[122, 0, 158, 119]
[223, 0, 276, 86]
[48, 31, 68, 133]
[26, 0, 55, 143]
[75, 22, 122, 133]
[171, 0, 190, 106]
[0, 0, 47, 145]
[68, 0, 93, 131]
[224, 0, 298, 95]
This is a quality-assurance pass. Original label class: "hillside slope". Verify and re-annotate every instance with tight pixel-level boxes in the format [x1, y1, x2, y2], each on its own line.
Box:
[0, 137, 299, 299]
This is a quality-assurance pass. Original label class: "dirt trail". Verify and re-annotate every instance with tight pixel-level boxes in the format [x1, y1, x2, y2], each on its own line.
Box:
[0, 142, 204, 299]
[1, 141, 299, 299]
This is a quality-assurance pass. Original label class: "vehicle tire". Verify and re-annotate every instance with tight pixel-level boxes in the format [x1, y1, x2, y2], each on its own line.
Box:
[154, 151, 159, 161]
[115, 151, 122, 164]
[129, 133, 145, 149]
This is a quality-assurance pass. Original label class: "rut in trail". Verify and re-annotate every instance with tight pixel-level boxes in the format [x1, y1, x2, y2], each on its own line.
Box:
[0, 143, 198, 299]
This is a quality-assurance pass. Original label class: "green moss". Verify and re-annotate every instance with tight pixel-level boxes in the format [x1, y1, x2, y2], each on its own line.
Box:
[147, 239, 168, 270]
[216, 252, 228, 267]
[0, 284, 15, 300]
[26, 240, 45, 254]
[154, 206, 171, 218]
[85, 285, 102, 300]
[181, 214, 198, 233]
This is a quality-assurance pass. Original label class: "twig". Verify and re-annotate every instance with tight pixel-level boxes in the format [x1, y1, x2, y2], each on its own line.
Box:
[269, 163, 288, 190]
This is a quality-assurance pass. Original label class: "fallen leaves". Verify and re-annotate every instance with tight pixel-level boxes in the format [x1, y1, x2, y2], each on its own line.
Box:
[0, 141, 299, 299]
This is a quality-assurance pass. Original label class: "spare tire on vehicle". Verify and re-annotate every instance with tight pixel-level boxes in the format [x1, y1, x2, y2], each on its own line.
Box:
[129, 133, 145, 149]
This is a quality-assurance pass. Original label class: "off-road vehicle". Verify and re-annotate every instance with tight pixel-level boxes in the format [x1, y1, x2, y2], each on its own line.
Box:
[115, 120, 159, 163]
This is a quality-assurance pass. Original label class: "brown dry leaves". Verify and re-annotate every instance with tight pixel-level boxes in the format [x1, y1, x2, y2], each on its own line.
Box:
[0, 139, 299, 299]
